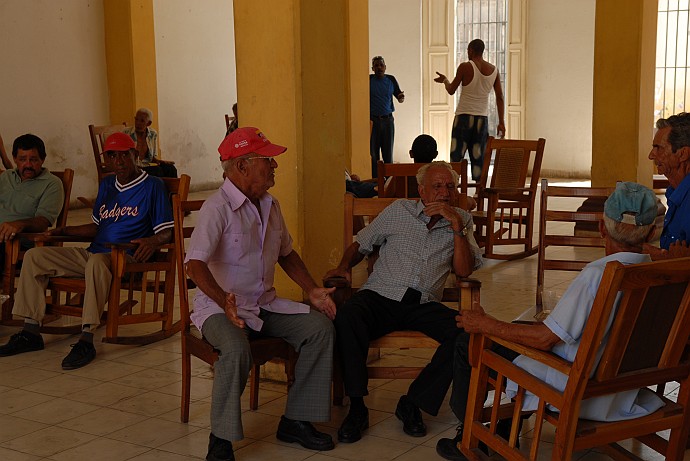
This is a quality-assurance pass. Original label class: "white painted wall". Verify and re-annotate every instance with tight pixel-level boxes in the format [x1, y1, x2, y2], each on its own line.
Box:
[525, 0, 596, 178]
[369, 0, 422, 167]
[153, 0, 236, 191]
[0, 0, 109, 201]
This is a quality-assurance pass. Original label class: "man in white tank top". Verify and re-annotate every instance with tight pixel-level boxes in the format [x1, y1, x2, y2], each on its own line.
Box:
[434, 39, 505, 180]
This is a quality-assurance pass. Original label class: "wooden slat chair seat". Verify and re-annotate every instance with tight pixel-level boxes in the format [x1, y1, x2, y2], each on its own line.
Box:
[41, 174, 190, 344]
[461, 257, 690, 461]
[533, 179, 616, 316]
[377, 159, 469, 199]
[325, 194, 481, 405]
[2, 168, 75, 326]
[472, 137, 546, 260]
[174, 196, 297, 420]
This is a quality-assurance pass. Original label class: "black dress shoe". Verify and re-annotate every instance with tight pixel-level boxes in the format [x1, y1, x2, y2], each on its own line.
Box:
[436, 424, 469, 461]
[207, 433, 234, 461]
[395, 395, 427, 437]
[61, 340, 96, 370]
[276, 415, 335, 451]
[0, 330, 44, 357]
[338, 408, 369, 443]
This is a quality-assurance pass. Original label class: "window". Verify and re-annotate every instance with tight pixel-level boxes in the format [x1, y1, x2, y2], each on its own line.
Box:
[655, 0, 690, 119]
[456, 0, 508, 136]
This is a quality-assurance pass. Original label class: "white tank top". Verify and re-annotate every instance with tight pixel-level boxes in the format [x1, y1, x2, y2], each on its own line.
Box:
[455, 61, 497, 116]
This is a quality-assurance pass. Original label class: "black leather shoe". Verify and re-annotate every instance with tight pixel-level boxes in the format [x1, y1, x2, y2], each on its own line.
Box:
[395, 395, 427, 437]
[0, 330, 44, 357]
[61, 340, 96, 370]
[206, 433, 234, 461]
[276, 415, 335, 451]
[436, 424, 468, 460]
[337, 408, 369, 443]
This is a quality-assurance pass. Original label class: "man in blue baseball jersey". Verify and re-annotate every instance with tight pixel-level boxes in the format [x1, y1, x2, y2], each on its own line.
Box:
[0, 132, 174, 370]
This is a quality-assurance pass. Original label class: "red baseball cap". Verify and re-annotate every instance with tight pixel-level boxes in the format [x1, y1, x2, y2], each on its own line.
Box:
[102, 132, 135, 154]
[218, 127, 286, 161]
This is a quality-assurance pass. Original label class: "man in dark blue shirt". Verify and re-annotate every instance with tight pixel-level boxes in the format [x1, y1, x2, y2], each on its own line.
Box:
[0, 133, 173, 370]
[370, 55, 404, 178]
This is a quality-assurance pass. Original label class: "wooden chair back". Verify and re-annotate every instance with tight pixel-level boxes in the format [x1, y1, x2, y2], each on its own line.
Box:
[173, 195, 297, 422]
[326, 194, 481, 404]
[536, 179, 615, 314]
[42, 174, 191, 344]
[377, 159, 469, 200]
[472, 137, 546, 260]
[2, 168, 75, 325]
[224, 113, 231, 131]
[463, 257, 690, 461]
[88, 123, 127, 183]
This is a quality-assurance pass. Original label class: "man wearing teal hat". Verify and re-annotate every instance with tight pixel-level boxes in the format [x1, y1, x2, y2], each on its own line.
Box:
[438, 182, 661, 460]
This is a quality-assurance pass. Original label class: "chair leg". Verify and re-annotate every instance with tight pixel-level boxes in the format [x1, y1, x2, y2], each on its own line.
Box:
[181, 347, 192, 423]
[250, 364, 261, 410]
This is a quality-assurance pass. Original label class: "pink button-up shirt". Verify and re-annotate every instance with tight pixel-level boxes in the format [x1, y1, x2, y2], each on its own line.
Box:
[185, 179, 309, 332]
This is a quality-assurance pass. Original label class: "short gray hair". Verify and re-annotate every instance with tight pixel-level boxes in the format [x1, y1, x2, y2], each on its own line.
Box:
[136, 107, 153, 122]
[603, 214, 654, 247]
[416, 161, 460, 186]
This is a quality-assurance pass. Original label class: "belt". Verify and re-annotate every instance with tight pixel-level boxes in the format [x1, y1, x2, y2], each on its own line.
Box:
[371, 114, 393, 120]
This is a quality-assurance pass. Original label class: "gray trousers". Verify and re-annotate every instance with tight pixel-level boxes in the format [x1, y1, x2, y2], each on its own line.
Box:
[202, 308, 334, 441]
[13, 246, 116, 326]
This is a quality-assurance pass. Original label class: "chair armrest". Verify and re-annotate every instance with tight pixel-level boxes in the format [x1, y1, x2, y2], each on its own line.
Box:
[17, 234, 93, 244]
[106, 242, 175, 251]
[323, 276, 352, 308]
[456, 277, 481, 311]
[484, 334, 572, 375]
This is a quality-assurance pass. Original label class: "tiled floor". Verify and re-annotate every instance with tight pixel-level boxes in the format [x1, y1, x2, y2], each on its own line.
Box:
[0, 183, 686, 460]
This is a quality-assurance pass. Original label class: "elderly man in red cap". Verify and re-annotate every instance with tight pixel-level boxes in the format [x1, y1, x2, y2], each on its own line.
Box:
[0, 132, 174, 370]
[185, 127, 336, 461]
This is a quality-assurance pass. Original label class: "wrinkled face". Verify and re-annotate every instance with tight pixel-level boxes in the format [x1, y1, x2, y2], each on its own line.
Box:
[419, 166, 457, 204]
[649, 127, 681, 179]
[104, 149, 138, 183]
[14, 148, 44, 181]
[134, 111, 151, 133]
[245, 155, 278, 195]
[372, 59, 386, 78]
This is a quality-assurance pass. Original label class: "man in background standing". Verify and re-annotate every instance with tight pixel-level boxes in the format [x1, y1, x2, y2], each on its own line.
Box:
[370, 55, 404, 178]
[434, 39, 505, 180]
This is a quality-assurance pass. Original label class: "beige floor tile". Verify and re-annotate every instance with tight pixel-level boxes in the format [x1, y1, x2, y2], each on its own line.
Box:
[0, 388, 53, 415]
[0, 414, 48, 443]
[107, 417, 200, 448]
[112, 390, 181, 417]
[57, 407, 148, 436]
[64, 381, 142, 407]
[11, 397, 99, 425]
[0, 446, 43, 461]
[159, 400, 212, 428]
[111, 368, 181, 391]
[47, 437, 150, 461]
[156, 429, 213, 458]
[110, 347, 180, 368]
[391, 445, 439, 460]
[21, 373, 102, 398]
[1, 426, 97, 457]
[234, 440, 315, 461]
[66, 358, 146, 381]
[124, 449, 201, 460]
[330, 435, 416, 461]
[0, 367, 61, 388]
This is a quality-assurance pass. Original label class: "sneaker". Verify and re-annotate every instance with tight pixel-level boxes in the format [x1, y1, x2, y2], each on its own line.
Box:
[206, 433, 234, 461]
[61, 340, 96, 370]
[0, 330, 44, 356]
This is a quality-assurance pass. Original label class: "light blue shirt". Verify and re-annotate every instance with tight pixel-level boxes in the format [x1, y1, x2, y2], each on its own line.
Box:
[506, 252, 665, 421]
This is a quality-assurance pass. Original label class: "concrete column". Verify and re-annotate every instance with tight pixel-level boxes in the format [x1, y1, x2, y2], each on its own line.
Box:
[233, 0, 369, 298]
[103, 0, 159, 132]
[591, 0, 656, 187]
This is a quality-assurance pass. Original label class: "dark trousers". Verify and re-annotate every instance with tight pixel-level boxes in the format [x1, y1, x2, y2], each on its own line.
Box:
[334, 289, 459, 416]
[370, 116, 394, 178]
[450, 332, 520, 421]
[450, 114, 488, 181]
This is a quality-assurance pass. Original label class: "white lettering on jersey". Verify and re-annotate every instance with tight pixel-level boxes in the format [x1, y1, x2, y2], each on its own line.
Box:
[99, 202, 140, 222]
